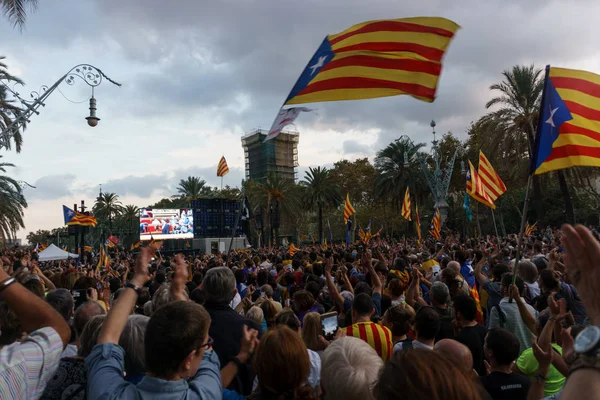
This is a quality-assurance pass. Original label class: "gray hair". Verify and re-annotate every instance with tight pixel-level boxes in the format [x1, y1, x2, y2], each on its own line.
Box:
[78, 314, 106, 357]
[46, 288, 74, 322]
[119, 314, 149, 376]
[151, 283, 189, 314]
[246, 306, 264, 326]
[430, 281, 450, 305]
[203, 267, 236, 303]
[321, 336, 383, 400]
[74, 301, 106, 337]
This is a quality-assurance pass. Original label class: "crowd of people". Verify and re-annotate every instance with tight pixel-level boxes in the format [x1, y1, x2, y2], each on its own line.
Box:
[1, 224, 600, 399]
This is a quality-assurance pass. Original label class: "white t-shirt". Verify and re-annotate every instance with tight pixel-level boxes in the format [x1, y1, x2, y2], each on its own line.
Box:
[229, 292, 241, 311]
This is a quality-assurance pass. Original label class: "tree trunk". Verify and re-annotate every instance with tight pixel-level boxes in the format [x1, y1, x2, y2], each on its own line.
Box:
[318, 205, 323, 244]
[557, 170, 575, 224]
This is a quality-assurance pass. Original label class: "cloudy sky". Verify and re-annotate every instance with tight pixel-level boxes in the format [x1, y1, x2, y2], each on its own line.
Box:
[2, 0, 600, 241]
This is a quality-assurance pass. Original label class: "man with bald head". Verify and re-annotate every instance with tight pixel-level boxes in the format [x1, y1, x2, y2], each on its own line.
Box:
[447, 261, 461, 274]
[435, 339, 477, 378]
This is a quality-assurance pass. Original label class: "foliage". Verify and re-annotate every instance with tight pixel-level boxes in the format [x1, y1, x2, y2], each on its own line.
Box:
[176, 176, 209, 200]
[1, 0, 38, 29]
[0, 56, 24, 152]
[93, 192, 123, 227]
[300, 166, 341, 242]
[0, 157, 26, 241]
[374, 136, 429, 208]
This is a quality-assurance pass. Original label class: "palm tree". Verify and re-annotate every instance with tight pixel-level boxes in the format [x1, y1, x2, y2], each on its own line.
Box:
[482, 65, 573, 222]
[0, 56, 25, 152]
[374, 136, 428, 209]
[1, 0, 38, 29]
[0, 156, 26, 241]
[258, 173, 300, 245]
[176, 176, 207, 200]
[300, 166, 341, 243]
[93, 192, 123, 229]
[120, 204, 139, 229]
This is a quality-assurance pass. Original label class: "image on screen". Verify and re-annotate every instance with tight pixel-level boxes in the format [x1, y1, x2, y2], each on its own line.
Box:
[139, 208, 193, 240]
[322, 314, 338, 337]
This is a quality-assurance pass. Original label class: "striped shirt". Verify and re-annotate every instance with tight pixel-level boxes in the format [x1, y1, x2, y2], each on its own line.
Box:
[0, 327, 63, 400]
[345, 322, 393, 362]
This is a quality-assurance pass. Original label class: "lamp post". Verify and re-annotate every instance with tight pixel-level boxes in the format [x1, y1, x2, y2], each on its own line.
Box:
[401, 121, 458, 226]
[0, 64, 121, 149]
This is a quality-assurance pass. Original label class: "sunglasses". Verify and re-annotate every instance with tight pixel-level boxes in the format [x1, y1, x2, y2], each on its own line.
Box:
[200, 336, 214, 349]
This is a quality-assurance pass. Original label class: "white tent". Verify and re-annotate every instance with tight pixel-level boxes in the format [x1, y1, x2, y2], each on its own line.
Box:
[38, 244, 79, 262]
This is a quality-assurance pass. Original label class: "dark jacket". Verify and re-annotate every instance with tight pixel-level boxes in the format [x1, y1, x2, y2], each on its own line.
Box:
[205, 300, 262, 395]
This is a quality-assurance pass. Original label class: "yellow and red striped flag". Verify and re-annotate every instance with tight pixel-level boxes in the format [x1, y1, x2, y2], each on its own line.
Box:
[429, 208, 441, 241]
[466, 160, 495, 209]
[289, 243, 300, 256]
[217, 156, 229, 177]
[415, 204, 422, 245]
[478, 151, 506, 201]
[533, 67, 600, 174]
[525, 222, 537, 236]
[284, 17, 460, 105]
[343, 193, 356, 224]
[401, 186, 412, 221]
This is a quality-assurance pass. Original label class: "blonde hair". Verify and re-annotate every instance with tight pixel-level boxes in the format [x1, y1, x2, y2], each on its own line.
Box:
[302, 312, 322, 352]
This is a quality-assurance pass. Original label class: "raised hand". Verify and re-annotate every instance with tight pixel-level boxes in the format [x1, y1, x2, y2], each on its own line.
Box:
[131, 247, 152, 287]
[561, 224, 600, 325]
[171, 253, 189, 301]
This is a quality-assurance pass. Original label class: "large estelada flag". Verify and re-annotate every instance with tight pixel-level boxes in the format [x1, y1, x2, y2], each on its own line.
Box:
[532, 67, 600, 174]
[466, 160, 495, 209]
[429, 208, 441, 241]
[343, 193, 356, 224]
[217, 156, 229, 177]
[63, 205, 97, 227]
[478, 151, 506, 201]
[401, 186, 412, 221]
[284, 17, 459, 106]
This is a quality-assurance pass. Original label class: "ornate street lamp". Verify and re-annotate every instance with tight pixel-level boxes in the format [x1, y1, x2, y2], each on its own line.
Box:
[400, 121, 458, 225]
[0, 64, 121, 149]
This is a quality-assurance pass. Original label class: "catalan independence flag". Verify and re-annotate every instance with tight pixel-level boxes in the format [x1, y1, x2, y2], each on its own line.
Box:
[429, 208, 441, 241]
[343, 193, 356, 224]
[217, 156, 229, 177]
[466, 160, 495, 209]
[478, 151, 507, 201]
[63, 205, 97, 227]
[532, 66, 600, 174]
[401, 186, 411, 221]
[284, 17, 460, 105]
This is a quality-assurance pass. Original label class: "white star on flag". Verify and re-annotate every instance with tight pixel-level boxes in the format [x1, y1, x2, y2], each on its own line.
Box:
[309, 56, 328, 75]
[546, 107, 559, 128]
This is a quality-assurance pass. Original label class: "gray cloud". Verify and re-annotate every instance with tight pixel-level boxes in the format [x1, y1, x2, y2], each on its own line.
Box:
[26, 174, 76, 200]
[343, 140, 369, 155]
[81, 166, 245, 201]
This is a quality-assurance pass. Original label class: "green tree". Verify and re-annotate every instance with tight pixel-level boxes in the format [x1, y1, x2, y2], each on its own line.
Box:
[375, 136, 429, 209]
[0, 57, 25, 152]
[300, 166, 341, 243]
[26, 229, 50, 246]
[1, 0, 38, 29]
[329, 158, 377, 209]
[479, 65, 568, 223]
[0, 157, 27, 241]
[176, 176, 208, 200]
[93, 192, 123, 229]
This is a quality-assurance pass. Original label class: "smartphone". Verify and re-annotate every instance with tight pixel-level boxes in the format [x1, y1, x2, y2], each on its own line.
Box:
[321, 311, 338, 340]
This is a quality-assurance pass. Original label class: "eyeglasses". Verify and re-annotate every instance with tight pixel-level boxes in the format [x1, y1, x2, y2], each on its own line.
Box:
[200, 336, 214, 349]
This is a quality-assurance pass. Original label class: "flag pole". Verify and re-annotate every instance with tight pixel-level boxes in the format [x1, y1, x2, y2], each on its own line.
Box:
[491, 209, 500, 240]
[510, 65, 550, 301]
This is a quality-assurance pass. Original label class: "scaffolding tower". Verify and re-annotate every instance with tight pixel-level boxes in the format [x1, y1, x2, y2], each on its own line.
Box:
[241, 129, 299, 182]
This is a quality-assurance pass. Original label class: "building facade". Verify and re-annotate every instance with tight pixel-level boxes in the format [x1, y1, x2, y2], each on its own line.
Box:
[241, 129, 299, 182]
